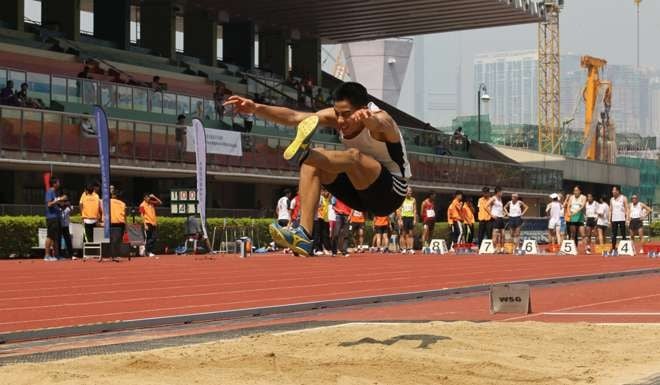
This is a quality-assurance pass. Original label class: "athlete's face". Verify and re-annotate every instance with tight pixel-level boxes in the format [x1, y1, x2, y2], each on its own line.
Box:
[612, 187, 619, 197]
[632, 195, 638, 203]
[334, 100, 365, 136]
[573, 187, 581, 197]
[406, 187, 412, 197]
[587, 194, 593, 202]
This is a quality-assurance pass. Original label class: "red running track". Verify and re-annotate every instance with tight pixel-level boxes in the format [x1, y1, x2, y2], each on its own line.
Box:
[1, 252, 659, 332]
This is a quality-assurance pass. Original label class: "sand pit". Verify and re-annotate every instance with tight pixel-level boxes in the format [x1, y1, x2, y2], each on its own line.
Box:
[3, 322, 660, 385]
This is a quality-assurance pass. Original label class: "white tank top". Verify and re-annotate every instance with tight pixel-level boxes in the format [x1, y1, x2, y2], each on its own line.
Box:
[491, 197, 504, 218]
[630, 202, 644, 219]
[340, 104, 412, 180]
[548, 201, 562, 220]
[597, 203, 609, 226]
[508, 201, 523, 217]
[611, 195, 626, 222]
[585, 201, 598, 218]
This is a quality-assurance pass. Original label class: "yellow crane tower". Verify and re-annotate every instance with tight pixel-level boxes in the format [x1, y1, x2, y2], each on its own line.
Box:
[537, 1, 562, 154]
[579, 55, 613, 162]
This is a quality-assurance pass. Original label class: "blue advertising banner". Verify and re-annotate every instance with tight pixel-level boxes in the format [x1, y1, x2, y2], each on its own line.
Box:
[93, 106, 111, 240]
[192, 118, 208, 239]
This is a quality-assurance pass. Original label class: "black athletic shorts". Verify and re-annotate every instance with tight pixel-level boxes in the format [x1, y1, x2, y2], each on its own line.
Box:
[492, 217, 505, 230]
[508, 216, 523, 229]
[323, 166, 407, 216]
[630, 218, 643, 231]
[350, 222, 364, 231]
[424, 220, 435, 233]
[46, 217, 61, 240]
[586, 217, 597, 228]
[277, 219, 290, 227]
[375, 225, 389, 235]
[402, 217, 414, 231]
[567, 221, 584, 228]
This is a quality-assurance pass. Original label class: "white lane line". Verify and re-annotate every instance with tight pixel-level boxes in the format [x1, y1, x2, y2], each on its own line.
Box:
[543, 312, 660, 316]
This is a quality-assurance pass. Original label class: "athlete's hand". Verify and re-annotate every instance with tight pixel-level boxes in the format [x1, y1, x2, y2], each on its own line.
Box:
[349, 108, 374, 125]
[223, 95, 256, 114]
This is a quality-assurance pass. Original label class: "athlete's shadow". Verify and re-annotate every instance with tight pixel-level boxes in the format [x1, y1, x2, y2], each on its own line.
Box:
[339, 334, 450, 349]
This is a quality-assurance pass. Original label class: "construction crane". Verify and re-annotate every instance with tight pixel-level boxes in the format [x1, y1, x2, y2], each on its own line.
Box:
[579, 55, 614, 162]
[537, 0, 562, 154]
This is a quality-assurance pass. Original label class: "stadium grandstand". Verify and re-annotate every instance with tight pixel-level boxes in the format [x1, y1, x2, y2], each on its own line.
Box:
[0, 0, 641, 218]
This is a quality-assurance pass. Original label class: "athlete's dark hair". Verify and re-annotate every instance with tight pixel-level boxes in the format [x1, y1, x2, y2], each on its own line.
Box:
[283, 188, 292, 196]
[482, 186, 490, 193]
[333, 82, 369, 108]
[455, 190, 463, 197]
[494, 186, 502, 193]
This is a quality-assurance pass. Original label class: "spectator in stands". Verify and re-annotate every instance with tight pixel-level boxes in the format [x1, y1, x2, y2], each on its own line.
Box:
[242, 112, 254, 132]
[44, 177, 62, 261]
[59, 194, 74, 259]
[109, 189, 126, 261]
[175, 114, 186, 160]
[139, 193, 162, 257]
[15, 83, 44, 109]
[79, 182, 101, 243]
[110, 72, 125, 84]
[151, 76, 165, 92]
[213, 83, 226, 118]
[77, 66, 93, 79]
[0, 80, 15, 105]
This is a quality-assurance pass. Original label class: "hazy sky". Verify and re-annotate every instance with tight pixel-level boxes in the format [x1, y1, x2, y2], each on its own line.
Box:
[396, 0, 660, 125]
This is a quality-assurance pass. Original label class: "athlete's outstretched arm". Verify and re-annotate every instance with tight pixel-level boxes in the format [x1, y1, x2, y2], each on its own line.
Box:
[224, 95, 336, 127]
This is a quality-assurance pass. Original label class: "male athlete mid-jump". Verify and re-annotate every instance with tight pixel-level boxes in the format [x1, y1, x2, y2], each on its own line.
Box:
[225, 82, 411, 256]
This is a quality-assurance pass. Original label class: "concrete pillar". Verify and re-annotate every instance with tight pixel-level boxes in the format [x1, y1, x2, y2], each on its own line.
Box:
[258, 31, 289, 77]
[0, 0, 24, 31]
[222, 21, 254, 70]
[184, 7, 217, 66]
[291, 38, 321, 86]
[140, 0, 176, 59]
[93, 0, 130, 49]
[42, 0, 80, 41]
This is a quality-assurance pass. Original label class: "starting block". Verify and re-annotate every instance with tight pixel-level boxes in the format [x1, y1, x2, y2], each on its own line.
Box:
[490, 284, 532, 314]
[558, 240, 577, 255]
[429, 239, 448, 255]
[616, 240, 635, 256]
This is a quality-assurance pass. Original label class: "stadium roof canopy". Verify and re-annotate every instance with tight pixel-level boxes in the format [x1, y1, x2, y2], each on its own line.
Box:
[189, 0, 545, 42]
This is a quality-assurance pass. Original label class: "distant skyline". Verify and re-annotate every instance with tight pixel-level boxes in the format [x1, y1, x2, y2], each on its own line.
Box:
[393, 0, 660, 128]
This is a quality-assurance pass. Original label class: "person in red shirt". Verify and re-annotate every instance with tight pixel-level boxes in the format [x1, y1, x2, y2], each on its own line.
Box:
[421, 192, 436, 248]
[289, 193, 301, 227]
[349, 209, 366, 252]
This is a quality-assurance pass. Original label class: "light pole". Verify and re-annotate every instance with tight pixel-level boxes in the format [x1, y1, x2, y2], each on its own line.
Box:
[477, 83, 490, 142]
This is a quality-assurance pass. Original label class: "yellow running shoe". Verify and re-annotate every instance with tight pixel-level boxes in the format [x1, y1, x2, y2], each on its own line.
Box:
[283, 115, 319, 165]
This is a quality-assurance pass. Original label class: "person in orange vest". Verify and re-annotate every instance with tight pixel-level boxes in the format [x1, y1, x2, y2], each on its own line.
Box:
[373, 215, 390, 253]
[349, 209, 366, 252]
[477, 187, 492, 247]
[109, 189, 127, 261]
[139, 193, 162, 257]
[79, 182, 102, 243]
[461, 199, 476, 245]
[447, 191, 464, 250]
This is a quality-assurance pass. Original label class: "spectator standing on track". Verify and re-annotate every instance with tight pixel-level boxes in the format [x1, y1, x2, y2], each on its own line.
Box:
[566, 186, 587, 248]
[140, 193, 162, 257]
[59, 194, 74, 259]
[447, 191, 464, 249]
[44, 177, 62, 261]
[397, 187, 417, 254]
[503, 193, 528, 248]
[331, 197, 352, 257]
[477, 187, 492, 247]
[374, 215, 390, 253]
[349, 209, 366, 252]
[628, 194, 652, 253]
[420, 192, 436, 248]
[609, 186, 629, 249]
[546, 193, 563, 246]
[109, 189, 127, 261]
[584, 193, 599, 254]
[462, 200, 476, 245]
[596, 195, 610, 246]
[79, 182, 101, 243]
[487, 186, 506, 253]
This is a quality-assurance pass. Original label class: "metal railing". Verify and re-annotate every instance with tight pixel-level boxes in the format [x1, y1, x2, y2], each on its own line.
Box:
[0, 105, 562, 191]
